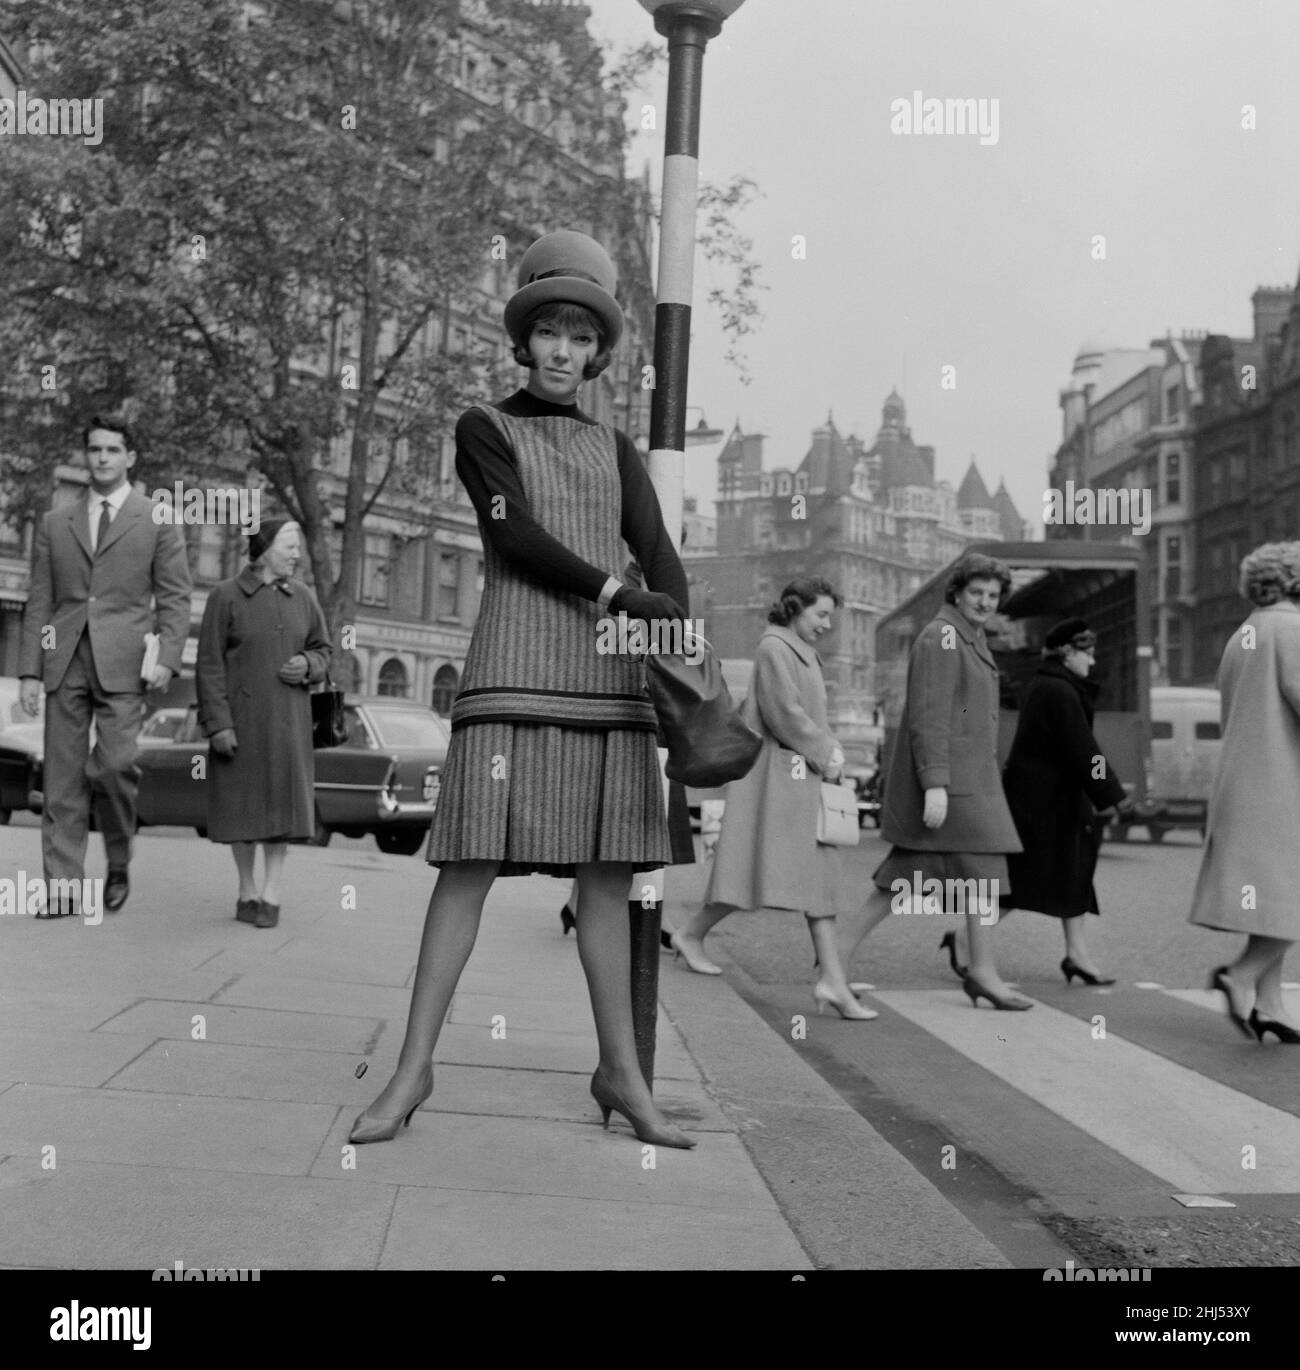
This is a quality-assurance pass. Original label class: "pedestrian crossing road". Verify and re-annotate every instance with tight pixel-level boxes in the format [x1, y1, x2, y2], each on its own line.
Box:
[665, 833, 1300, 1268]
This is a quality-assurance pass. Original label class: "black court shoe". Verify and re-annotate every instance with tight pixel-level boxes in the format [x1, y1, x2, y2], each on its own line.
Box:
[1249, 1009, 1300, 1044]
[1209, 966, 1254, 1040]
[940, 932, 967, 979]
[1061, 957, 1116, 987]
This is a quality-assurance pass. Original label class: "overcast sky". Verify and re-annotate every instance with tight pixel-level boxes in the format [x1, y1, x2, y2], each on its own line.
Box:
[585, 0, 1300, 529]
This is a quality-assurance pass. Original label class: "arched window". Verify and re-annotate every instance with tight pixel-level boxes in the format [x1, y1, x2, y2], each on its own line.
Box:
[431, 664, 459, 717]
[777, 473, 792, 496]
[377, 657, 409, 698]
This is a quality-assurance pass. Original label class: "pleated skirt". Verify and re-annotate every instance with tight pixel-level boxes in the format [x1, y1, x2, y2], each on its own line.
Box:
[425, 721, 672, 877]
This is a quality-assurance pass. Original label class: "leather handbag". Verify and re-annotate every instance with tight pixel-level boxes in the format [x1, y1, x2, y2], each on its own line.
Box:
[816, 781, 860, 847]
[645, 634, 762, 788]
[311, 672, 347, 749]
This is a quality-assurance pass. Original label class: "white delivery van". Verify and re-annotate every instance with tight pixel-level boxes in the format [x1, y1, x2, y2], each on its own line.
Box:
[1113, 686, 1221, 842]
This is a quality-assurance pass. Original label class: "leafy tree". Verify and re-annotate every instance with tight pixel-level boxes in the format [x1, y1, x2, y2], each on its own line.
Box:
[0, 0, 762, 682]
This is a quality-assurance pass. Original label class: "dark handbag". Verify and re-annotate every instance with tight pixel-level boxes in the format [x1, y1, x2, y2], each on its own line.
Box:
[310, 673, 347, 749]
[645, 635, 762, 787]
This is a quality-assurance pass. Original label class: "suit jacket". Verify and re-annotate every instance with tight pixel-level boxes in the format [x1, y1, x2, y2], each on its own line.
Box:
[880, 602, 1022, 853]
[18, 487, 193, 693]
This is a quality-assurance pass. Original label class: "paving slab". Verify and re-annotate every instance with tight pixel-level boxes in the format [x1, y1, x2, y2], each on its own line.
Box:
[316, 1110, 777, 1210]
[381, 1185, 811, 1270]
[0, 1085, 337, 1176]
[0, 1157, 394, 1269]
[211, 972, 414, 1021]
[104, 1040, 388, 1105]
[94, 999, 381, 1055]
[0, 1027, 156, 1088]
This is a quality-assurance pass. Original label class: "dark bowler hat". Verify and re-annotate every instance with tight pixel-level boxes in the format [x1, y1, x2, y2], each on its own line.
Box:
[503, 230, 624, 351]
[1045, 618, 1097, 652]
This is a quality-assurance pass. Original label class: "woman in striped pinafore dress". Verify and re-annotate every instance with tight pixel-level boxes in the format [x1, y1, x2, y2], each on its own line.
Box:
[350, 231, 697, 1150]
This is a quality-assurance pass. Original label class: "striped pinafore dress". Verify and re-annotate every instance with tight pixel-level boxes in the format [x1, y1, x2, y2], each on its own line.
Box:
[425, 399, 672, 876]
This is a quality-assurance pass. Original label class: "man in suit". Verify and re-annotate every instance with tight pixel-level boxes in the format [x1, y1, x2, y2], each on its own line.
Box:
[18, 415, 192, 917]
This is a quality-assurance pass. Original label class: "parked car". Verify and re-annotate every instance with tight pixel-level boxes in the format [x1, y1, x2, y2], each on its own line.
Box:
[0, 696, 448, 855]
[0, 720, 45, 824]
[0, 676, 30, 728]
[1109, 686, 1220, 843]
[136, 707, 191, 746]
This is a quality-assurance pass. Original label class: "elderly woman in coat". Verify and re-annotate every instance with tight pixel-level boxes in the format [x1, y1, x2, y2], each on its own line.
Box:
[197, 518, 331, 929]
[1189, 542, 1300, 1044]
[669, 575, 876, 1019]
[998, 618, 1130, 985]
[836, 551, 1031, 1009]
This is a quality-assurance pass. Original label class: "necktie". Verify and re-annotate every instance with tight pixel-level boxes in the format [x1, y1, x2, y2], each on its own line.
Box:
[95, 499, 111, 555]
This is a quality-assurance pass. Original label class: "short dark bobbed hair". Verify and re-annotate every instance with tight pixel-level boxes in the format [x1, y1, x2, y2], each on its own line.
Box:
[82, 412, 136, 453]
[511, 302, 612, 380]
[944, 552, 1011, 605]
[768, 575, 843, 626]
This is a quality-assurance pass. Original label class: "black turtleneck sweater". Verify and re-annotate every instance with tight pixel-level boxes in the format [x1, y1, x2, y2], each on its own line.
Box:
[454, 389, 689, 611]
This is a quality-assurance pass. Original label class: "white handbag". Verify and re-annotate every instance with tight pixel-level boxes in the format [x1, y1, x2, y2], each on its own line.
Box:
[816, 781, 860, 847]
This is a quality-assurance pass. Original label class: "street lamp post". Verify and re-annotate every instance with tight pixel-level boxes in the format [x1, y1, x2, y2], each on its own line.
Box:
[630, 0, 745, 1090]
[638, 0, 746, 542]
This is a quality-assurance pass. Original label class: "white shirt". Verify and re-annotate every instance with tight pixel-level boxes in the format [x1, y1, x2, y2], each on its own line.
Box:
[88, 483, 132, 553]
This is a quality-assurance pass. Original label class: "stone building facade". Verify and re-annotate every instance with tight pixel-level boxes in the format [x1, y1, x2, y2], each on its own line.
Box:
[1192, 275, 1300, 677]
[683, 392, 1023, 761]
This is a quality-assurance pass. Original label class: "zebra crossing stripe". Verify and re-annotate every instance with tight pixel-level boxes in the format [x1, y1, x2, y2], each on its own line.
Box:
[871, 990, 1300, 1193]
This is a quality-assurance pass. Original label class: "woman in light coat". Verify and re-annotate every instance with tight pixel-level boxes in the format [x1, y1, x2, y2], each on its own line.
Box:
[1189, 542, 1300, 1044]
[670, 576, 875, 1019]
[836, 552, 1030, 1009]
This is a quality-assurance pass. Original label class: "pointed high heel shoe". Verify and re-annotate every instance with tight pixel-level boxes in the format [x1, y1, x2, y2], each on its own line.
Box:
[348, 1065, 434, 1145]
[1209, 966, 1255, 1040]
[669, 929, 722, 976]
[1249, 1009, 1300, 1044]
[559, 903, 576, 935]
[590, 1067, 696, 1149]
[812, 983, 878, 1020]
[1061, 957, 1116, 987]
[939, 932, 967, 979]
[962, 973, 1033, 1011]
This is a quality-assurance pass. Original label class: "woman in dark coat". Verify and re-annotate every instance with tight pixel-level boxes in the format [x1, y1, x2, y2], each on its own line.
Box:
[836, 552, 1031, 1009]
[999, 618, 1128, 984]
[196, 518, 331, 929]
[351, 230, 698, 1149]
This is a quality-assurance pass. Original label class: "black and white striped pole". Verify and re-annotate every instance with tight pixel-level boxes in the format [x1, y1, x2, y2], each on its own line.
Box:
[639, 0, 745, 540]
[630, 0, 746, 1088]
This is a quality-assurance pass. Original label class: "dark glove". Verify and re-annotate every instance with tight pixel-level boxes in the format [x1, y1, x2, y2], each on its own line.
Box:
[609, 586, 687, 624]
[210, 728, 237, 759]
